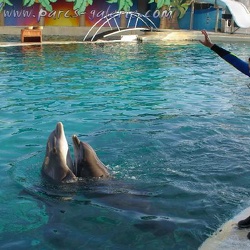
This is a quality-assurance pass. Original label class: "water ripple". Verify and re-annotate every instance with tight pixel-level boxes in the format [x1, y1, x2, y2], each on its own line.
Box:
[1, 42, 250, 249]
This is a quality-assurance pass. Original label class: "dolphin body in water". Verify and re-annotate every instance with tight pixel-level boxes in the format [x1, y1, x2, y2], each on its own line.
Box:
[42, 122, 77, 183]
[17, 122, 175, 246]
[42, 122, 110, 182]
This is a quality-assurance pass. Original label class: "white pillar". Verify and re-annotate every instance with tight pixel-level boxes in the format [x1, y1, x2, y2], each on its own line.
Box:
[190, 1, 194, 30]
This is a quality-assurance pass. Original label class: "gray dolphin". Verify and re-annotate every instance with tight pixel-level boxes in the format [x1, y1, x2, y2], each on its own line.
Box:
[42, 122, 77, 183]
[72, 135, 110, 178]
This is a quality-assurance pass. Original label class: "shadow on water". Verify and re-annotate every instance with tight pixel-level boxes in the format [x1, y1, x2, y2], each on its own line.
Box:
[6, 151, 185, 249]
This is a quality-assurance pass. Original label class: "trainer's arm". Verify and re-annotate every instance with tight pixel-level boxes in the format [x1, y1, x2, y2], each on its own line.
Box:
[200, 30, 250, 77]
[211, 44, 250, 77]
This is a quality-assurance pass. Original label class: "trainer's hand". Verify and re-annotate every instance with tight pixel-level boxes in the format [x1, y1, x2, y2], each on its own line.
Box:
[199, 30, 214, 48]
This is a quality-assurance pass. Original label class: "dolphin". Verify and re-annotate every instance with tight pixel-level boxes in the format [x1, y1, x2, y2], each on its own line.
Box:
[72, 135, 110, 178]
[42, 122, 77, 183]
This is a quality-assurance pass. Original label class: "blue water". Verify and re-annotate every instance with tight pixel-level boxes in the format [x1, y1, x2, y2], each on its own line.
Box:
[1, 40, 250, 249]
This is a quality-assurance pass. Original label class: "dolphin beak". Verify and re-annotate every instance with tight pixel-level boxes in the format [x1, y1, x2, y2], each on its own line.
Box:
[72, 135, 80, 148]
[56, 122, 63, 136]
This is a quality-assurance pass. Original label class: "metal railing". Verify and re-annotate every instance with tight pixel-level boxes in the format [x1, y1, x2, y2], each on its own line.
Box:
[83, 11, 157, 42]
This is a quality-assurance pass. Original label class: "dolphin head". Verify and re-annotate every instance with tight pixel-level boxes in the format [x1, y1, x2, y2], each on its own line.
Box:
[72, 135, 110, 179]
[42, 122, 77, 183]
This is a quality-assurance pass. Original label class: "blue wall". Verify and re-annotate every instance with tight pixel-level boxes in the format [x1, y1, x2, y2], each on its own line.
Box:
[179, 7, 222, 31]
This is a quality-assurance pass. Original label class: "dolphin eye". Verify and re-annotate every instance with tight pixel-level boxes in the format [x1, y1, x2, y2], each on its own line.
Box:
[53, 147, 57, 154]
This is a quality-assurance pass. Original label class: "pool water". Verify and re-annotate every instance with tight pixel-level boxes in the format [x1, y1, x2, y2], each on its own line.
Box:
[1, 41, 250, 249]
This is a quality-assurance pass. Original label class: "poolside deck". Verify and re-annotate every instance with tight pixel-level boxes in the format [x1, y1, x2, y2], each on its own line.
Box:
[1, 26, 250, 46]
[139, 29, 250, 43]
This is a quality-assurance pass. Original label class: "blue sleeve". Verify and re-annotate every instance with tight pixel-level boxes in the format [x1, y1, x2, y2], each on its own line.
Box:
[211, 44, 250, 77]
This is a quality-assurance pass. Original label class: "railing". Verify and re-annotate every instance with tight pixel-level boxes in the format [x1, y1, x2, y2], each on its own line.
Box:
[83, 11, 157, 42]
